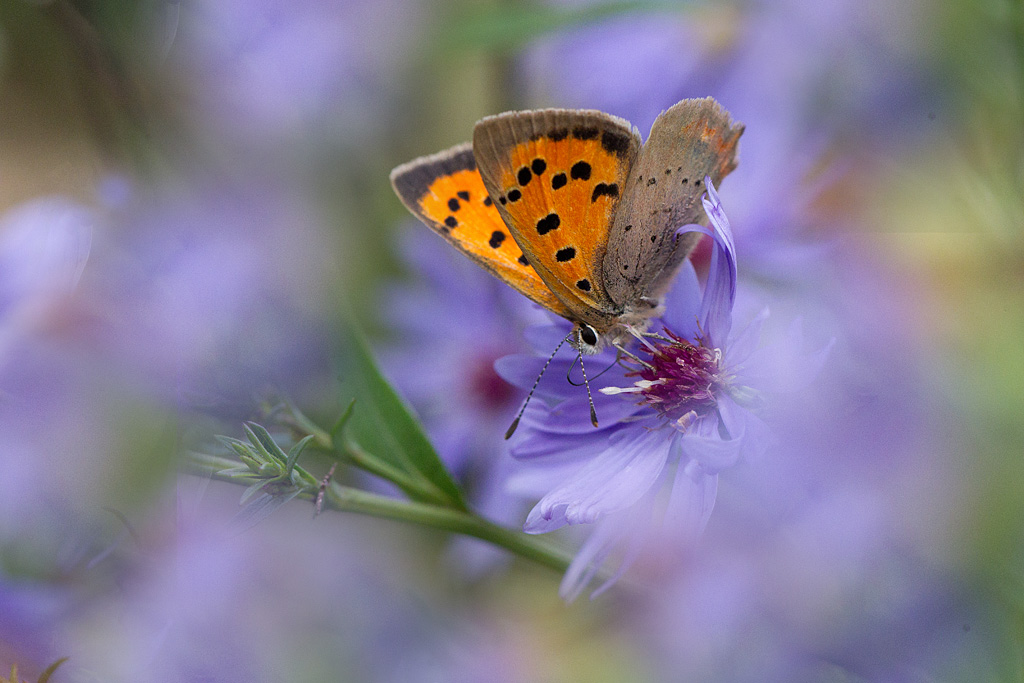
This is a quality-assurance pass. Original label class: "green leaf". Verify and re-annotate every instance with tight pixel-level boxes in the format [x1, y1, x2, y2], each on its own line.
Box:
[36, 657, 68, 683]
[439, 0, 689, 54]
[337, 324, 467, 510]
[243, 423, 289, 464]
[240, 480, 268, 505]
[285, 434, 316, 474]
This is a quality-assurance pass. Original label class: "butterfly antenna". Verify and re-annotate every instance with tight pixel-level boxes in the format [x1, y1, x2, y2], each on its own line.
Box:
[505, 333, 571, 440]
[567, 352, 618, 384]
[576, 331, 600, 429]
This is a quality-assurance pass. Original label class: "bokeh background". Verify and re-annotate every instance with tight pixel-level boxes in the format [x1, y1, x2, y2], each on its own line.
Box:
[1, 0, 1022, 681]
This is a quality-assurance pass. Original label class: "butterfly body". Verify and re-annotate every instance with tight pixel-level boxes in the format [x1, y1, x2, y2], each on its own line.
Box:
[390, 98, 743, 353]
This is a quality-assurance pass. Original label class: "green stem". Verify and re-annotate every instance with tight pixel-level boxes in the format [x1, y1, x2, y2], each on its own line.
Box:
[341, 439, 453, 508]
[324, 485, 572, 573]
[184, 453, 573, 574]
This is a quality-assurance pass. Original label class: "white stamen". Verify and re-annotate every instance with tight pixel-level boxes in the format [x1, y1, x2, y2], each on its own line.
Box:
[600, 379, 663, 396]
[600, 386, 641, 395]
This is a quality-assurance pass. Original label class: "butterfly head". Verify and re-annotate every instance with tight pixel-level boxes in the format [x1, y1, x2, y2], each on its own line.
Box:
[575, 322, 601, 353]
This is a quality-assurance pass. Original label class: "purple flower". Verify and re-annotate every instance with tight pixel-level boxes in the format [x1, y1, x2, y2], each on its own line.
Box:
[0, 197, 93, 362]
[89, 177, 334, 415]
[521, 1, 940, 284]
[499, 180, 830, 599]
[169, 0, 423, 153]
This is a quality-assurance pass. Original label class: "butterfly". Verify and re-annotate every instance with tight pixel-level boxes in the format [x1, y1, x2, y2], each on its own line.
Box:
[390, 98, 743, 355]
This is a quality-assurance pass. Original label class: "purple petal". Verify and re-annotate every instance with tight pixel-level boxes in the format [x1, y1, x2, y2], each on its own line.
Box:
[726, 306, 770, 365]
[663, 462, 719, 538]
[564, 497, 655, 601]
[523, 320, 573, 353]
[717, 394, 773, 464]
[740, 317, 835, 393]
[523, 428, 671, 532]
[698, 179, 737, 347]
[558, 517, 622, 602]
[660, 260, 702, 340]
[679, 413, 743, 474]
[494, 354, 580, 399]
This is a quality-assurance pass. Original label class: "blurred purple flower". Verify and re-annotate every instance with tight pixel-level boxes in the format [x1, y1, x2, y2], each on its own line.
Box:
[522, 1, 941, 280]
[89, 176, 334, 415]
[0, 197, 92, 362]
[171, 0, 423, 151]
[499, 181, 829, 599]
[0, 197, 111, 535]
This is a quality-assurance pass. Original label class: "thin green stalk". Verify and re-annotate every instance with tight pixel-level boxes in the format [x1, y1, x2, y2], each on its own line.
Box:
[341, 439, 453, 508]
[185, 453, 573, 574]
[323, 485, 572, 573]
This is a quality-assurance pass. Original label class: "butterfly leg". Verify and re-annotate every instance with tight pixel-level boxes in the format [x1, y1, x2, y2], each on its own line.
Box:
[625, 324, 660, 353]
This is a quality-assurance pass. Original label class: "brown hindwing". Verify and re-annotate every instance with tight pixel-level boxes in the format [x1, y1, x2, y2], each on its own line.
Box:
[603, 97, 744, 308]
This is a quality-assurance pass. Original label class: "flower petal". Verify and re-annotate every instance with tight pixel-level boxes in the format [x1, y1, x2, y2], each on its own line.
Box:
[679, 414, 743, 473]
[560, 497, 655, 601]
[670, 179, 736, 347]
[726, 306, 770, 365]
[698, 178, 737, 347]
[660, 260, 702, 340]
[523, 428, 670, 532]
[717, 394, 773, 464]
[663, 461, 718, 538]
[740, 316, 835, 393]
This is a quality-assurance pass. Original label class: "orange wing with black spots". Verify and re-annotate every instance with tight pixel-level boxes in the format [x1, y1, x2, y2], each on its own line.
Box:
[472, 110, 641, 330]
[389, 142, 571, 317]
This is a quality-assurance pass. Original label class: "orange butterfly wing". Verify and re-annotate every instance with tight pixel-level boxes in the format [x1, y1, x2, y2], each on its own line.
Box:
[390, 143, 572, 318]
[472, 110, 641, 330]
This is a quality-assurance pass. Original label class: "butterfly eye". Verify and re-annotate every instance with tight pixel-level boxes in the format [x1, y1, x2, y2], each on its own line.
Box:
[579, 324, 599, 347]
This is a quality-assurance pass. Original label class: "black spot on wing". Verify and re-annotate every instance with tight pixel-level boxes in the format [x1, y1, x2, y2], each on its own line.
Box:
[457, 190, 470, 200]
[531, 158, 547, 175]
[483, 196, 493, 206]
[489, 231, 506, 249]
[570, 161, 592, 180]
[448, 198, 460, 212]
[507, 189, 522, 203]
[601, 129, 633, 157]
[555, 246, 576, 262]
[517, 254, 530, 266]
[576, 278, 591, 292]
[444, 216, 457, 228]
[517, 167, 532, 186]
[536, 213, 561, 235]
[647, 177, 657, 186]
[591, 183, 619, 202]
[572, 126, 599, 140]
[551, 173, 567, 190]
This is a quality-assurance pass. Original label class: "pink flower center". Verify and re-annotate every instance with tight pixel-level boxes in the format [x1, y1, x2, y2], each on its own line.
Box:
[616, 329, 724, 425]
